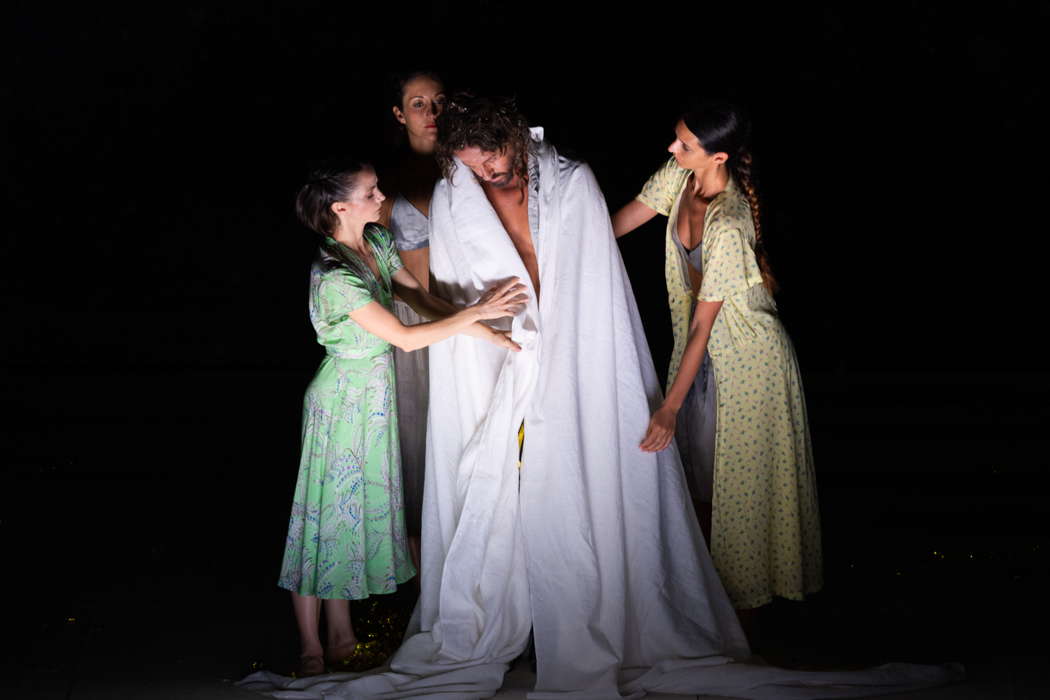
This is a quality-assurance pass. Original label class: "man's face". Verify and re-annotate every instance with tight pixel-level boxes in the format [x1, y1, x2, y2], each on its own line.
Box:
[455, 145, 517, 188]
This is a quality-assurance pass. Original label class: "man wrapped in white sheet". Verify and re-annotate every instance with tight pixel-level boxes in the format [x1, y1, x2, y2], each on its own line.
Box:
[407, 96, 961, 699]
[238, 96, 960, 699]
[410, 101, 752, 697]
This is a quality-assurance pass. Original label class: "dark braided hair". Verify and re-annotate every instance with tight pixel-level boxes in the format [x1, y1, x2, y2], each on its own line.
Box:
[682, 100, 777, 293]
[435, 93, 531, 183]
[295, 161, 372, 237]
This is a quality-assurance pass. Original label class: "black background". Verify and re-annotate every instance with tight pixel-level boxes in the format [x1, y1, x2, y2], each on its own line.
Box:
[3, 0, 1049, 689]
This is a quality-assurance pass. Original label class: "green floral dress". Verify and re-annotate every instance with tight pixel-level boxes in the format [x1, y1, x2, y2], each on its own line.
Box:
[638, 158, 823, 609]
[278, 224, 416, 600]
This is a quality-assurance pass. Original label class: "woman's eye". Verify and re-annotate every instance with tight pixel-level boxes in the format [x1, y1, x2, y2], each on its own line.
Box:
[412, 100, 424, 109]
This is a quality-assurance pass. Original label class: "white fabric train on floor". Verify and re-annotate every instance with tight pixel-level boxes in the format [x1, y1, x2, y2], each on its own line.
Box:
[239, 129, 961, 699]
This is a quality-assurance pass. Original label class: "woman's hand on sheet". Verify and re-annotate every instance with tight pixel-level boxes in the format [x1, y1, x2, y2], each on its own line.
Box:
[482, 327, 522, 352]
[639, 405, 677, 452]
[471, 277, 529, 320]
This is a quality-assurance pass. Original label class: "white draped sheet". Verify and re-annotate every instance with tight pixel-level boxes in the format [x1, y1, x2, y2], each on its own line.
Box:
[238, 130, 961, 699]
[413, 129, 752, 698]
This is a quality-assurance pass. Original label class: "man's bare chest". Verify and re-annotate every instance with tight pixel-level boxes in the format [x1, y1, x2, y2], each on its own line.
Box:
[487, 187, 530, 241]
[484, 184, 540, 293]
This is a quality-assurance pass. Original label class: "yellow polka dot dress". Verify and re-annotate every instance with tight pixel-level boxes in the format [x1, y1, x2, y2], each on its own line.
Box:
[638, 158, 823, 609]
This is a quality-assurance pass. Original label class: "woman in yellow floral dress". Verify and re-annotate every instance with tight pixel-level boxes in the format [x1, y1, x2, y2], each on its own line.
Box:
[612, 100, 822, 613]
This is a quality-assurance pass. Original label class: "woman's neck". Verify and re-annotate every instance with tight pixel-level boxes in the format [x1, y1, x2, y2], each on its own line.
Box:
[332, 220, 368, 251]
[690, 164, 729, 201]
[406, 133, 437, 156]
[400, 148, 439, 180]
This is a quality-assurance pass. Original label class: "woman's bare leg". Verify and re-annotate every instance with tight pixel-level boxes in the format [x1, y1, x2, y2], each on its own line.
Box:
[290, 592, 325, 674]
[408, 535, 421, 573]
[323, 598, 359, 662]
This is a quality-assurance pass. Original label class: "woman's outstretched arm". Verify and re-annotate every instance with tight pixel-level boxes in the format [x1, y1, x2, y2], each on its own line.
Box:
[611, 199, 659, 238]
[391, 267, 460, 320]
[391, 267, 521, 347]
[639, 299, 723, 452]
[349, 275, 526, 352]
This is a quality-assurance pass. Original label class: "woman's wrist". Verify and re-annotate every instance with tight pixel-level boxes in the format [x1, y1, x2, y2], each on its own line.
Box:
[461, 321, 488, 340]
[457, 306, 481, 324]
[661, 398, 683, 413]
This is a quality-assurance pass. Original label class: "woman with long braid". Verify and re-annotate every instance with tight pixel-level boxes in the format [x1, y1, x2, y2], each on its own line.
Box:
[612, 100, 822, 622]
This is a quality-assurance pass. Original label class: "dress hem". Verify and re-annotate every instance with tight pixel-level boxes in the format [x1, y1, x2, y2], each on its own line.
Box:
[732, 583, 825, 610]
[277, 570, 417, 601]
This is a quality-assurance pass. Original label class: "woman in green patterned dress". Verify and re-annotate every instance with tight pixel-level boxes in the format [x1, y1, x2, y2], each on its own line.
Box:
[281, 162, 527, 676]
[612, 101, 822, 621]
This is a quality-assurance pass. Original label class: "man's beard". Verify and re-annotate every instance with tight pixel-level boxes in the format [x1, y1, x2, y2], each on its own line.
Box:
[486, 172, 516, 188]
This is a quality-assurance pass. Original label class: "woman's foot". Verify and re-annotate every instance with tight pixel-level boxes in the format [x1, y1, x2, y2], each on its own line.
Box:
[326, 640, 388, 673]
[297, 654, 325, 677]
[324, 639, 360, 666]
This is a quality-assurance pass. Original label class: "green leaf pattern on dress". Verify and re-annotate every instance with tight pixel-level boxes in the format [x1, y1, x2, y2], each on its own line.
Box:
[278, 224, 416, 600]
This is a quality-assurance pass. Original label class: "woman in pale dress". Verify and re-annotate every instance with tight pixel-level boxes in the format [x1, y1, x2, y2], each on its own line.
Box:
[379, 70, 446, 569]
[281, 161, 526, 675]
[612, 100, 822, 625]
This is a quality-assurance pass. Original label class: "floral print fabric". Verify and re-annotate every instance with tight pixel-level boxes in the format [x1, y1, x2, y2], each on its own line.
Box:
[637, 160, 822, 608]
[278, 224, 416, 600]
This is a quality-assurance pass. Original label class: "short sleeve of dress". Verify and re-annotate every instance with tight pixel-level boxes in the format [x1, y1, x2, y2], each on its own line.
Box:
[364, 223, 404, 276]
[317, 268, 374, 325]
[379, 225, 404, 275]
[698, 226, 762, 302]
[636, 156, 686, 216]
[389, 196, 430, 251]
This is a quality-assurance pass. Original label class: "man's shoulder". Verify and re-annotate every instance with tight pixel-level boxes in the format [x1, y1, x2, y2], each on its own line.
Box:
[531, 132, 586, 181]
[553, 152, 595, 189]
[431, 176, 452, 205]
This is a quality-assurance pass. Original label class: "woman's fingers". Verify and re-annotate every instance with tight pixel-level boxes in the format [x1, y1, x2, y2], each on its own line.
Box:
[493, 295, 527, 313]
[493, 276, 524, 297]
[643, 432, 671, 452]
[498, 294, 528, 314]
[481, 329, 521, 352]
[494, 285, 528, 307]
[490, 279, 529, 302]
[639, 417, 673, 452]
[475, 279, 530, 319]
[493, 330, 521, 352]
[640, 422, 656, 451]
[478, 277, 523, 303]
